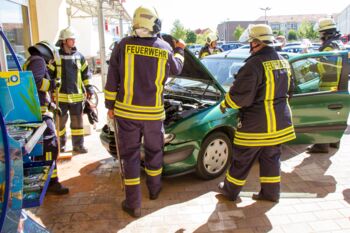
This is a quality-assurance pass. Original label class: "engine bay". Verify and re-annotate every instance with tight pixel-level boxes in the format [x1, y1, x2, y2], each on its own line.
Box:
[164, 94, 214, 126]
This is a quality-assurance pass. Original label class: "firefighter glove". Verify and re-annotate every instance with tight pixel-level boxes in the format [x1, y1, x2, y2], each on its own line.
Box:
[220, 105, 226, 114]
[49, 102, 62, 116]
[83, 100, 98, 125]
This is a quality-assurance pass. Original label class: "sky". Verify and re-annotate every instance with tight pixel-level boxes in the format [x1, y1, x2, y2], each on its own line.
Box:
[123, 0, 350, 33]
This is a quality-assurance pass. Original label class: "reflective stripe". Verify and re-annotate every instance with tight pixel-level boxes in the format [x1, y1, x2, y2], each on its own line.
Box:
[53, 93, 84, 103]
[235, 126, 295, 139]
[40, 78, 50, 92]
[59, 127, 66, 137]
[114, 100, 164, 113]
[41, 106, 48, 114]
[200, 52, 209, 58]
[45, 152, 52, 160]
[220, 100, 226, 108]
[225, 171, 246, 186]
[60, 54, 82, 60]
[174, 53, 184, 63]
[83, 79, 91, 86]
[260, 176, 281, 183]
[104, 89, 117, 101]
[76, 59, 82, 94]
[124, 177, 140, 186]
[225, 93, 240, 109]
[81, 60, 88, 72]
[145, 167, 163, 177]
[71, 128, 84, 136]
[234, 132, 296, 146]
[47, 63, 55, 71]
[51, 169, 57, 178]
[155, 58, 167, 106]
[114, 108, 165, 121]
[124, 53, 135, 104]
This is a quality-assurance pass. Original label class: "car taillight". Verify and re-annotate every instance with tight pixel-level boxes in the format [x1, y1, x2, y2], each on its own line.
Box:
[96, 59, 101, 65]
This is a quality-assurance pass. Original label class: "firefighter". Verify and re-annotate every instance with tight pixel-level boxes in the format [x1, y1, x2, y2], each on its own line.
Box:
[49, 27, 94, 154]
[23, 41, 69, 194]
[199, 33, 223, 58]
[217, 24, 296, 202]
[104, 5, 185, 218]
[307, 18, 345, 153]
[274, 35, 286, 51]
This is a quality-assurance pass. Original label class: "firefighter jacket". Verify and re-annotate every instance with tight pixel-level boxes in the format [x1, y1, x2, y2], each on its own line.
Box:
[104, 36, 185, 121]
[23, 55, 56, 114]
[221, 46, 296, 147]
[48, 47, 93, 103]
[199, 44, 223, 58]
[317, 36, 345, 90]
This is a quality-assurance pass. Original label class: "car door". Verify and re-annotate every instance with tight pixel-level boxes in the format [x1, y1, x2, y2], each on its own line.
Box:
[288, 51, 350, 144]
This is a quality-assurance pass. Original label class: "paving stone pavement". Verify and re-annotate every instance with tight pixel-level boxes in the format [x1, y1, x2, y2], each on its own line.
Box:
[26, 78, 350, 233]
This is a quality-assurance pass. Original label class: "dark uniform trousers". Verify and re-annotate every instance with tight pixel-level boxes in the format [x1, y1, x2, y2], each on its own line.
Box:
[223, 144, 281, 201]
[59, 102, 84, 148]
[42, 115, 59, 181]
[116, 118, 163, 209]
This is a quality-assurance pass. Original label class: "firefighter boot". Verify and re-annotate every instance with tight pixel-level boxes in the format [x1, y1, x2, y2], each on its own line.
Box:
[47, 180, 69, 195]
[252, 193, 279, 203]
[73, 146, 88, 154]
[149, 187, 162, 200]
[217, 182, 237, 201]
[121, 200, 141, 218]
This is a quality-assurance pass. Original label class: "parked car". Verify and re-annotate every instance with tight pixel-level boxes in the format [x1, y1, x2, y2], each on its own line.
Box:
[282, 45, 319, 54]
[100, 37, 350, 179]
[220, 42, 244, 51]
[6, 53, 25, 70]
[187, 44, 202, 55]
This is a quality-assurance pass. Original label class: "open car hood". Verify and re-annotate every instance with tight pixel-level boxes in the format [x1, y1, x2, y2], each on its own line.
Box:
[161, 34, 226, 94]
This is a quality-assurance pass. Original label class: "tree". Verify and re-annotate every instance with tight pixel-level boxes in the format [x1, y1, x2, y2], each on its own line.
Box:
[287, 30, 298, 41]
[297, 21, 318, 40]
[186, 31, 197, 44]
[233, 25, 244, 41]
[170, 19, 187, 40]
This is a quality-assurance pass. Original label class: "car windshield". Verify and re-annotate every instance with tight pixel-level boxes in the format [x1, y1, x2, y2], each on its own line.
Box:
[165, 77, 221, 102]
[201, 58, 245, 91]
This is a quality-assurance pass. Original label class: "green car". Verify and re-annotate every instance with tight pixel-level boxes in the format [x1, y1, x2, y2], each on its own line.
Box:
[100, 46, 350, 180]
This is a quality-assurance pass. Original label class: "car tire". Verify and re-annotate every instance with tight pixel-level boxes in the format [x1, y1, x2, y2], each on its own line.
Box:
[195, 132, 232, 180]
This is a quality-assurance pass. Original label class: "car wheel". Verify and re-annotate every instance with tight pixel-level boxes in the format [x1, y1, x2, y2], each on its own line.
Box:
[196, 132, 232, 180]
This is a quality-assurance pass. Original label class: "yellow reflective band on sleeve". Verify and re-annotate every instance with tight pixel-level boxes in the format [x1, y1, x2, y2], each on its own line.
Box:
[81, 60, 88, 72]
[260, 176, 281, 183]
[40, 78, 50, 91]
[124, 177, 140, 186]
[220, 100, 226, 108]
[225, 93, 240, 109]
[45, 152, 52, 160]
[71, 128, 84, 136]
[124, 53, 135, 104]
[40, 106, 48, 114]
[174, 53, 184, 63]
[226, 171, 246, 186]
[155, 58, 167, 106]
[104, 89, 117, 100]
[145, 167, 163, 177]
[47, 63, 56, 71]
[234, 132, 296, 146]
[126, 45, 168, 59]
[59, 127, 66, 137]
[83, 79, 91, 86]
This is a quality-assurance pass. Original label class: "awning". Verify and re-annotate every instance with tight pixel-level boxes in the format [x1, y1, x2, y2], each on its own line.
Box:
[66, 0, 132, 22]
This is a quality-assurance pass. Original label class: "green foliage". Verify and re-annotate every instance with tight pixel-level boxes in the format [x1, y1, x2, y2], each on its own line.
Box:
[196, 34, 207, 45]
[273, 30, 283, 36]
[297, 21, 318, 40]
[170, 19, 187, 40]
[287, 30, 298, 41]
[233, 25, 244, 41]
[186, 31, 197, 44]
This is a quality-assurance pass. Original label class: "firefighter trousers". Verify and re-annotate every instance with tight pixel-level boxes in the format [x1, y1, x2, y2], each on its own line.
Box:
[58, 102, 84, 148]
[116, 117, 164, 209]
[223, 144, 282, 201]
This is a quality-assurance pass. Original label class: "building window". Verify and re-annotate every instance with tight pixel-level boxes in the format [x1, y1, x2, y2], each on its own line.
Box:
[0, 0, 31, 71]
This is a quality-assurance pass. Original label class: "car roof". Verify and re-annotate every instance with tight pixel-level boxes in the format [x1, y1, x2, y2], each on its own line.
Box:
[202, 48, 296, 60]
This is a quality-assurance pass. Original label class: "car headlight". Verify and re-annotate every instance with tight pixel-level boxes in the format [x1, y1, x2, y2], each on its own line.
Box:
[164, 133, 175, 144]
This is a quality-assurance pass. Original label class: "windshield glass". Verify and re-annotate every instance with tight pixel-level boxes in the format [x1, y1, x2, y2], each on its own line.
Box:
[201, 58, 245, 91]
[165, 77, 221, 102]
